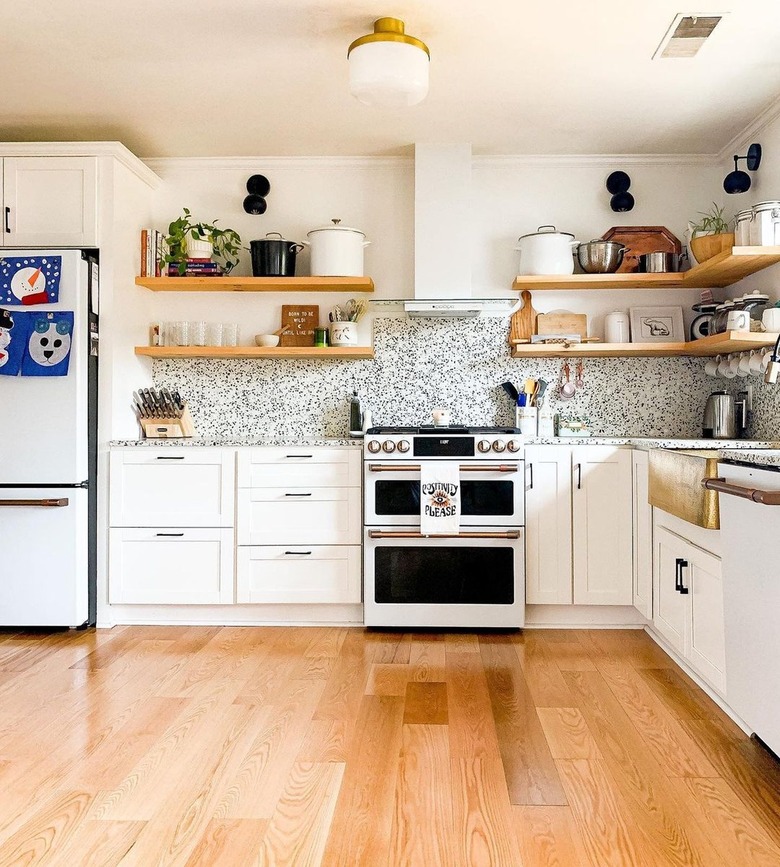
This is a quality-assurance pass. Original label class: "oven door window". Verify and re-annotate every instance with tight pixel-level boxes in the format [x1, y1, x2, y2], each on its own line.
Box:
[374, 480, 515, 517]
[374, 545, 514, 604]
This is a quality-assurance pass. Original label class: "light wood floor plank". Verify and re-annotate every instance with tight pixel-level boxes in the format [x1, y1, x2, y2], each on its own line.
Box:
[184, 819, 268, 867]
[44, 820, 146, 867]
[514, 805, 594, 867]
[513, 633, 575, 707]
[536, 707, 599, 760]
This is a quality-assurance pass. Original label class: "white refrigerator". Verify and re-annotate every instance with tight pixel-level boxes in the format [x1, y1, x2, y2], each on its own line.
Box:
[0, 249, 98, 627]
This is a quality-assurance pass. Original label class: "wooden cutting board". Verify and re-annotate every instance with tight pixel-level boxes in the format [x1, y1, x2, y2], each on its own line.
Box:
[602, 226, 681, 273]
[510, 290, 538, 344]
[537, 312, 588, 338]
[280, 304, 319, 346]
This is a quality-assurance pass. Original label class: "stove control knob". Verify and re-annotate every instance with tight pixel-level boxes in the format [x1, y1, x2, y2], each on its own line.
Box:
[477, 439, 492, 453]
[492, 440, 507, 453]
[507, 439, 522, 453]
[382, 440, 396, 453]
[397, 439, 410, 453]
[367, 440, 381, 454]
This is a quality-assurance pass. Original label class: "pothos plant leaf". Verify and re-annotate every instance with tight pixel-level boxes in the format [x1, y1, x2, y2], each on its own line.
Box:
[162, 209, 245, 274]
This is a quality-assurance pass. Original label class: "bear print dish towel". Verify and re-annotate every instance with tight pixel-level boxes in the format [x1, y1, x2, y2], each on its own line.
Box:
[420, 462, 461, 536]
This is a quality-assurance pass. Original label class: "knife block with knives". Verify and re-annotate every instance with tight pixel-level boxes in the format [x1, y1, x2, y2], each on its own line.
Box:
[133, 388, 197, 439]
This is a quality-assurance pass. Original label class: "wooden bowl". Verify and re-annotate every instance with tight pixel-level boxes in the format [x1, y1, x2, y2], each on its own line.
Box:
[690, 233, 735, 264]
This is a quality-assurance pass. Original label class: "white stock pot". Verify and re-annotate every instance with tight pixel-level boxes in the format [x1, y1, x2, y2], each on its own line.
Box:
[515, 225, 577, 276]
[304, 219, 371, 276]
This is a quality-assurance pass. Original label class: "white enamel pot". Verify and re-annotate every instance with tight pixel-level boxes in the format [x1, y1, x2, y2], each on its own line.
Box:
[515, 225, 577, 276]
[304, 219, 371, 276]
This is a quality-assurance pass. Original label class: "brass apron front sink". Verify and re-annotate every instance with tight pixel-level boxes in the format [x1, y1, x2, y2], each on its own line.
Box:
[648, 449, 721, 529]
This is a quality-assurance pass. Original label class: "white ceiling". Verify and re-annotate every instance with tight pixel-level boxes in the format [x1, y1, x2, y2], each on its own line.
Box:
[2, 0, 780, 157]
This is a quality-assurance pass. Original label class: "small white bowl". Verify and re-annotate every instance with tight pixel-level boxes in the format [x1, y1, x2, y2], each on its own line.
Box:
[255, 334, 280, 347]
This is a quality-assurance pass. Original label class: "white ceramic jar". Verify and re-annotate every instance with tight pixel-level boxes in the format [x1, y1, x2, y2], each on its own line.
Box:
[515, 225, 577, 276]
[750, 201, 780, 246]
[604, 311, 630, 343]
[734, 209, 753, 246]
[305, 219, 370, 276]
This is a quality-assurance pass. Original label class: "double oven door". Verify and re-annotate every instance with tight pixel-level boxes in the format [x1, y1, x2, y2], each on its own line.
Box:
[363, 458, 525, 628]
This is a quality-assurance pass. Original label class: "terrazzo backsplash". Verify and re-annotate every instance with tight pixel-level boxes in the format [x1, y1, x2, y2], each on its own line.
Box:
[152, 316, 726, 440]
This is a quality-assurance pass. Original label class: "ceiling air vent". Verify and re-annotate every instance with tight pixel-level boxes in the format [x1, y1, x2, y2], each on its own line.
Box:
[653, 14, 723, 59]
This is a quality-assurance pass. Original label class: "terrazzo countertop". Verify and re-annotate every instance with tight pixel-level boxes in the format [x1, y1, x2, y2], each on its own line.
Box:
[110, 438, 362, 448]
[718, 449, 780, 468]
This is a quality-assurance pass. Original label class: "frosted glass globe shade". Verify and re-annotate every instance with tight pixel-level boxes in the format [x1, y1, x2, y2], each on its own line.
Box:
[349, 41, 429, 108]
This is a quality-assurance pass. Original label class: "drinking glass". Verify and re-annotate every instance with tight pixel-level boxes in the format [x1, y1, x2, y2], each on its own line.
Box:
[206, 322, 223, 346]
[222, 323, 239, 347]
[173, 321, 190, 346]
[189, 321, 207, 346]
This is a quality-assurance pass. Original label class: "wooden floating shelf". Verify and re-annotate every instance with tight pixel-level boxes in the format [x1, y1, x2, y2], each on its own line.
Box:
[135, 346, 375, 360]
[135, 276, 374, 292]
[513, 246, 780, 291]
[510, 331, 780, 359]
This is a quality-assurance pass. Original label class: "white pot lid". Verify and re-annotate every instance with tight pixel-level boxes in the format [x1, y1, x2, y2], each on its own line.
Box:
[752, 201, 780, 210]
[308, 218, 366, 238]
[517, 225, 574, 242]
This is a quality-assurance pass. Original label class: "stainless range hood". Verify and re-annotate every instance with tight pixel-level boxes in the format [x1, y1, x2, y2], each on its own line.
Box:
[404, 143, 518, 318]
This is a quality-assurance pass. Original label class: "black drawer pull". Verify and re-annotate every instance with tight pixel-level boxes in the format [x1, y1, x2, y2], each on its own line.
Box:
[156, 532, 184, 537]
[284, 550, 312, 555]
[285, 454, 313, 459]
[156, 456, 185, 460]
[285, 492, 312, 497]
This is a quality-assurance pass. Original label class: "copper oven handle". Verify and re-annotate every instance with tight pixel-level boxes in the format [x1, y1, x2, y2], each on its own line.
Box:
[367, 530, 521, 540]
[0, 498, 69, 507]
[702, 477, 780, 505]
[367, 464, 519, 473]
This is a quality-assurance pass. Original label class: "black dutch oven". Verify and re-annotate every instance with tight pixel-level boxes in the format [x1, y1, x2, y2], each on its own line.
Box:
[250, 233, 304, 277]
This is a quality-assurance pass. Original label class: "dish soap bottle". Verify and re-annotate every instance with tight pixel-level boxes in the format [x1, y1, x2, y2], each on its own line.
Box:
[349, 390, 363, 438]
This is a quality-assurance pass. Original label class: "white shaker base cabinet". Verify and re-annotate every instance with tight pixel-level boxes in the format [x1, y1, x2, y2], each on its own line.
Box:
[652, 516, 725, 693]
[632, 449, 653, 619]
[572, 446, 633, 605]
[237, 546, 361, 604]
[525, 446, 573, 604]
[108, 528, 234, 605]
[3, 157, 97, 247]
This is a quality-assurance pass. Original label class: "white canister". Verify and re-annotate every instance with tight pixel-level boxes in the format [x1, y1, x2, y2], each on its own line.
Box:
[750, 201, 780, 246]
[516, 406, 538, 437]
[538, 405, 556, 437]
[604, 311, 630, 344]
[431, 407, 451, 426]
[329, 321, 358, 346]
[305, 219, 370, 276]
[734, 209, 753, 246]
[514, 225, 577, 276]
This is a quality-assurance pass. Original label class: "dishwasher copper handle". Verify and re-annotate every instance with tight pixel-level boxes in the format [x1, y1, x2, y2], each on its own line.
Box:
[367, 530, 521, 540]
[367, 464, 519, 473]
[702, 477, 780, 505]
[0, 498, 69, 507]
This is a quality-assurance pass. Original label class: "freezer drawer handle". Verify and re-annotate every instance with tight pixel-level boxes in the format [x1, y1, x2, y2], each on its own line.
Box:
[284, 550, 312, 555]
[702, 477, 780, 506]
[285, 492, 312, 497]
[368, 463, 519, 473]
[368, 530, 520, 540]
[156, 456, 185, 460]
[0, 498, 69, 507]
[285, 454, 313, 459]
[156, 532, 184, 537]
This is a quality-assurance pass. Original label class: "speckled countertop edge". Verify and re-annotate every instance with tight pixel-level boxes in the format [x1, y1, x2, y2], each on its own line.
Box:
[109, 438, 363, 448]
[718, 449, 780, 468]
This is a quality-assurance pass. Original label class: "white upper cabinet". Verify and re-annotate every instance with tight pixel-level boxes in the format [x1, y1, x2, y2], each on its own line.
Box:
[2, 157, 98, 247]
[524, 445, 573, 604]
[572, 446, 633, 606]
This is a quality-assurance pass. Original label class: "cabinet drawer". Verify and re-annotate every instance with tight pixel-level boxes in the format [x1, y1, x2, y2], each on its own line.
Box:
[237, 545, 361, 604]
[237, 448, 360, 488]
[110, 448, 235, 527]
[109, 528, 234, 604]
[237, 487, 361, 545]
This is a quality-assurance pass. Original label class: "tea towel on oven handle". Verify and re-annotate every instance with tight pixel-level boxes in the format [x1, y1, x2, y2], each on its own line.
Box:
[419, 461, 461, 536]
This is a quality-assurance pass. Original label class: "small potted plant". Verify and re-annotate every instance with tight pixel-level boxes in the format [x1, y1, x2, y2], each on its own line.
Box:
[689, 203, 735, 264]
[162, 208, 243, 275]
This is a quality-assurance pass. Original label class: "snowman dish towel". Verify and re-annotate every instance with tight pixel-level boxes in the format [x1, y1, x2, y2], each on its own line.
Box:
[420, 462, 461, 536]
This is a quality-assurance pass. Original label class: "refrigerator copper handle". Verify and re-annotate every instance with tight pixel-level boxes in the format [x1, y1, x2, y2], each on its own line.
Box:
[0, 498, 69, 507]
[702, 477, 780, 505]
[367, 464, 519, 473]
[367, 530, 521, 540]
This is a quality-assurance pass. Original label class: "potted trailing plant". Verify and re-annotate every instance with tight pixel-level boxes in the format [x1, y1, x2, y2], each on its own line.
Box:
[689, 203, 735, 264]
[162, 208, 243, 275]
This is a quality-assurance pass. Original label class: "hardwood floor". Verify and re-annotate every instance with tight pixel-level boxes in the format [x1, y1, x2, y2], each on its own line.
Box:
[0, 626, 778, 866]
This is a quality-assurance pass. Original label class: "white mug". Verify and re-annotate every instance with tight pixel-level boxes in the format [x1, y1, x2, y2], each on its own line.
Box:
[704, 355, 720, 377]
[431, 407, 451, 426]
[749, 350, 765, 374]
[737, 352, 752, 377]
[762, 307, 780, 332]
[726, 309, 751, 331]
[718, 354, 737, 378]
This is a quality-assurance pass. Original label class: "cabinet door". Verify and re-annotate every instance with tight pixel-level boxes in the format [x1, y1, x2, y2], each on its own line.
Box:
[3, 157, 97, 247]
[687, 547, 726, 692]
[237, 486, 361, 545]
[110, 448, 235, 528]
[524, 446, 572, 604]
[632, 450, 653, 618]
[652, 526, 688, 654]
[109, 528, 234, 604]
[572, 446, 633, 605]
[237, 545, 361, 604]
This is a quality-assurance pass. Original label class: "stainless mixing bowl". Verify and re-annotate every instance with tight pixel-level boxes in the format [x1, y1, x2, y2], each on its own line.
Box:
[576, 239, 626, 273]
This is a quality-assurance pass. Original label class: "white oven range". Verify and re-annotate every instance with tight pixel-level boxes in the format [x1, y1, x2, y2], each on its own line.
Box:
[363, 426, 525, 628]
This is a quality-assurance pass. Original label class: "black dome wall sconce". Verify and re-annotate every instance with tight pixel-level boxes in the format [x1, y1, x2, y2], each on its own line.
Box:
[723, 143, 762, 194]
[243, 174, 271, 214]
[607, 171, 635, 212]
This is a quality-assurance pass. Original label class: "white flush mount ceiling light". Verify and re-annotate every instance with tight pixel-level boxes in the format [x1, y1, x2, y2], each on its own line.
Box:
[347, 17, 430, 108]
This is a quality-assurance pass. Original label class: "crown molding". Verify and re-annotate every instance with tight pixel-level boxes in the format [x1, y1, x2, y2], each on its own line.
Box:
[0, 141, 161, 188]
[717, 94, 780, 161]
[473, 153, 716, 168]
[144, 155, 413, 173]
